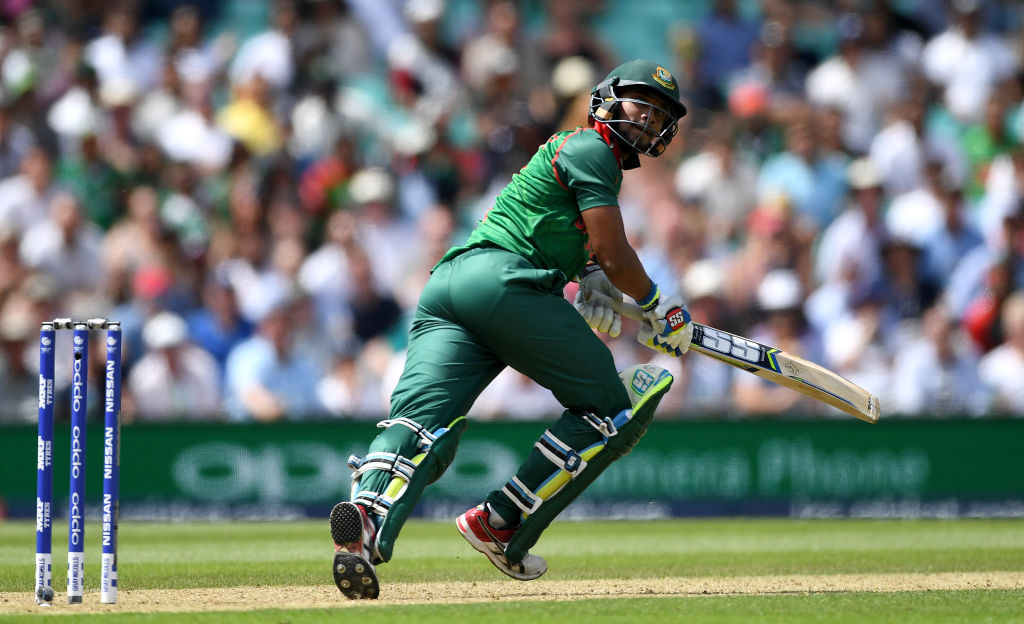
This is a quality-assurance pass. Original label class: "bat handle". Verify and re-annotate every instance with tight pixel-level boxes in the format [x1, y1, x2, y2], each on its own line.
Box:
[586, 290, 646, 323]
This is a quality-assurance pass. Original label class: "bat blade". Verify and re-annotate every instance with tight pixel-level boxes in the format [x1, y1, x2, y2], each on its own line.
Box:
[689, 324, 880, 422]
[602, 295, 881, 423]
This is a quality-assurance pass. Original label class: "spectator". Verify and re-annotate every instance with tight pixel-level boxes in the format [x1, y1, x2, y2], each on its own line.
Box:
[19, 192, 105, 295]
[978, 147, 1024, 245]
[347, 248, 403, 345]
[293, 0, 372, 85]
[186, 272, 254, 375]
[727, 19, 811, 120]
[674, 118, 759, 253]
[0, 99, 37, 181]
[0, 224, 29, 301]
[805, 11, 906, 153]
[298, 135, 360, 214]
[0, 146, 58, 235]
[346, 167, 415, 293]
[54, 131, 125, 230]
[0, 293, 39, 423]
[128, 311, 222, 422]
[225, 293, 324, 421]
[95, 76, 143, 179]
[537, 0, 616, 82]
[153, 49, 233, 171]
[978, 291, 1024, 413]
[217, 73, 283, 157]
[961, 255, 1016, 353]
[726, 190, 816, 320]
[886, 157, 956, 248]
[228, 0, 298, 92]
[960, 91, 1017, 200]
[461, 1, 547, 100]
[165, 4, 235, 76]
[890, 303, 984, 415]
[947, 205, 1024, 322]
[756, 117, 848, 231]
[813, 158, 887, 293]
[317, 339, 388, 419]
[102, 186, 175, 296]
[674, 259, 735, 415]
[878, 234, 941, 327]
[394, 203, 456, 310]
[84, 4, 163, 93]
[821, 282, 893, 410]
[920, 0, 1015, 124]
[300, 209, 358, 342]
[869, 86, 964, 197]
[920, 172, 984, 284]
[689, 0, 761, 109]
[735, 269, 825, 414]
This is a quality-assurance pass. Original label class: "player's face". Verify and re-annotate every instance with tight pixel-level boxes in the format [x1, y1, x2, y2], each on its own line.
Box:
[617, 89, 676, 155]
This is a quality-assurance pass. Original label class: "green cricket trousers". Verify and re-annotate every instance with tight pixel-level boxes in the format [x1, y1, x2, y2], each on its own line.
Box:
[356, 246, 631, 523]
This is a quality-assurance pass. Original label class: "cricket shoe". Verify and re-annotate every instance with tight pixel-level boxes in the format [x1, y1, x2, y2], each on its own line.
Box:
[330, 502, 379, 599]
[456, 504, 547, 581]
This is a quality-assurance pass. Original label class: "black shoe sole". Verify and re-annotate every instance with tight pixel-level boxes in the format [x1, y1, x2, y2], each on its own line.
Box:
[332, 551, 379, 599]
[330, 502, 363, 546]
[330, 502, 379, 599]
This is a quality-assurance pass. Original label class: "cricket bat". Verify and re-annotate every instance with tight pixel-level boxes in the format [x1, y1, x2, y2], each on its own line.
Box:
[597, 294, 881, 423]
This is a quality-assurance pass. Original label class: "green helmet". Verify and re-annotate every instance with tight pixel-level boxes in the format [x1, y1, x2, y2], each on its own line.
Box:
[590, 60, 688, 159]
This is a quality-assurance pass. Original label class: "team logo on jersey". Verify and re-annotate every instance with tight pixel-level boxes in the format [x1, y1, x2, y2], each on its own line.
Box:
[652, 66, 676, 91]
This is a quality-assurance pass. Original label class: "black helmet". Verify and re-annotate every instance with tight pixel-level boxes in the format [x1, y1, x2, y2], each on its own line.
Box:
[590, 59, 687, 159]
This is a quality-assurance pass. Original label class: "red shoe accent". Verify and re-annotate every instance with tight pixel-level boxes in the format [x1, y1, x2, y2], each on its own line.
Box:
[456, 504, 548, 581]
[459, 506, 515, 544]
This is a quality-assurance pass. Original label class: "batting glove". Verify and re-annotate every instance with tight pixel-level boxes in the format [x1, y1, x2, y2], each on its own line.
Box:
[636, 285, 693, 356]
[574, 264, 622, 338]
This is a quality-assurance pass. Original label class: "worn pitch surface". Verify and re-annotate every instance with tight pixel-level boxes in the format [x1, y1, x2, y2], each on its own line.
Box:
[2, 571, 1022, 614]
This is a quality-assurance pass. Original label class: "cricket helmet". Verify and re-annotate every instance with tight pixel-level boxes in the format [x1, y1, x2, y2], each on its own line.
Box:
[590, 59, 687, 159]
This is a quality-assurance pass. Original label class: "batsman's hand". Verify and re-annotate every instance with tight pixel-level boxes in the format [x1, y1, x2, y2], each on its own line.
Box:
[637, 294, 693, 356]
[574, 265, 622, 338]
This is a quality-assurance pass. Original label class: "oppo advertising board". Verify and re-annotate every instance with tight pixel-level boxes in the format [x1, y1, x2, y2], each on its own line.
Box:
[3, 419, 1023, 519]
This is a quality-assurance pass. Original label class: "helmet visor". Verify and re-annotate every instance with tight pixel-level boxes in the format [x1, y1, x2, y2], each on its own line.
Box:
[594, 89, 680, 157]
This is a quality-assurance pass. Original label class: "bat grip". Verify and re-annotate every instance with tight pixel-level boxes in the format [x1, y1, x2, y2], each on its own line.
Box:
[586, 290, 646, 323]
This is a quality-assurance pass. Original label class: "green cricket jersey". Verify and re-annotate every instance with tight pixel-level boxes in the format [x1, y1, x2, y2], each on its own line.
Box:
[440, 126, 624, 280]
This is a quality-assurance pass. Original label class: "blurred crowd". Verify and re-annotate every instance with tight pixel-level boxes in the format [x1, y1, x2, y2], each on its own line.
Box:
[1, 0, 1023, 425]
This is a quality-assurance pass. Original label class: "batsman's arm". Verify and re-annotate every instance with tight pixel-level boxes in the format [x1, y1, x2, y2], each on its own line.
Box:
[579, 205, 655, 302]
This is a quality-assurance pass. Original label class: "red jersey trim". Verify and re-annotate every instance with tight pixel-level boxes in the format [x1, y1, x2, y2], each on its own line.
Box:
[550, 127, 585, 190]
[591, 122, 624, 164]
[550, 125, 624, 190]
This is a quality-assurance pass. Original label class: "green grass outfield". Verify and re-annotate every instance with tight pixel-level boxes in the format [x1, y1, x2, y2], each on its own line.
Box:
[1, 518, 1023, 622]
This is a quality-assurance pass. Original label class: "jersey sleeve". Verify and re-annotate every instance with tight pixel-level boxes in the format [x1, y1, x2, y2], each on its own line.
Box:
[555, 132, 621, 211]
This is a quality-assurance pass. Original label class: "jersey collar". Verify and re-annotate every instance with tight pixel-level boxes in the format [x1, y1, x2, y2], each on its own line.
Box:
[590, 120, 642, 170]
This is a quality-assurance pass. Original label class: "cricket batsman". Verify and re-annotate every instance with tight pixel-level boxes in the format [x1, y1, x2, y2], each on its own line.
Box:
[330, 59, 693, 599]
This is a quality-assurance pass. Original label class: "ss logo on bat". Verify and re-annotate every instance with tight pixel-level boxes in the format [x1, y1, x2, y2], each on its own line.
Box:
[701, 328, 761, 364]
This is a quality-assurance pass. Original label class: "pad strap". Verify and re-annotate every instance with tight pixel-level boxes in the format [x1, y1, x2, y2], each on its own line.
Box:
[534, 430, 587, 477]
[578, 408, 633, 439]
[348, 452, 418, 481]
[502, 476, 543, 515]
[377, 417, 439, 450]
[353, 490, 394, 516]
